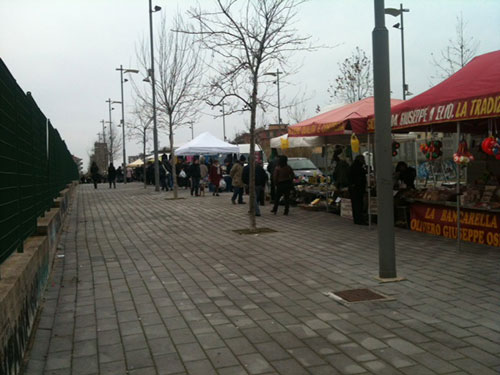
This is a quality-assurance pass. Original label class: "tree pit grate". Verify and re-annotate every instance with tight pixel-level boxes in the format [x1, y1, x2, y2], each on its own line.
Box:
[325, 288, 393, 303]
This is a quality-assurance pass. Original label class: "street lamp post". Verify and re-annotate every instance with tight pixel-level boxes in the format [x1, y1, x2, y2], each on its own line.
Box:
[148, 0, 162, 192]
[116, 65, 139, 183]
[105, 99, 114, 163]
[385, 3, 410, 100]
[189, 121, 194, 140]
[373, 0, 397, 279]
[264, 69, 282, 124]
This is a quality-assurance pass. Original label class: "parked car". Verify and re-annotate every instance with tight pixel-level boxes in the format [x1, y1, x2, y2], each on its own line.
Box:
[287, 157, 323, 179]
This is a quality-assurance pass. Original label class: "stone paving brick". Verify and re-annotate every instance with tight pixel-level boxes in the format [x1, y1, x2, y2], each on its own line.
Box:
[154, 352, 185, 374]
[361, 360, 402, 374]
[238, 353, 274, 374]
[457, 346, 500, 367]
[326, 352, 367, 374]
[183, 359, 217, 375]
[71, 355, 98, 375]
[22, 185, 500, 375]
[451, 358, 499, 375]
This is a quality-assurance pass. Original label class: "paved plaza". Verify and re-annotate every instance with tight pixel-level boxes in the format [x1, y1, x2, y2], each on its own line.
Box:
[22, 183, 500, 375]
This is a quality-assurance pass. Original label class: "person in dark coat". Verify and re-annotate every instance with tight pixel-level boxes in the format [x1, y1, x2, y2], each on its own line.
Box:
[146, 162, 154, 185]
[116, 166, 123, 183]
[90, 161, 99, 189]
[348, 155, 367, 225]
[108, 163, 117, 189]
[271, 155, 295, 215]
[267, 148, 279, 203]
[394, 161, 416, 189]
[242, 160, 268, 216]
[188, 158, 201, 196]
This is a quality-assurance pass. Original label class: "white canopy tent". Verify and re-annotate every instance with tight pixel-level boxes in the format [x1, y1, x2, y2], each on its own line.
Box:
[270, 134, 324, 149]
[127, 158, 144, 167]
[175, 131, 240, 156]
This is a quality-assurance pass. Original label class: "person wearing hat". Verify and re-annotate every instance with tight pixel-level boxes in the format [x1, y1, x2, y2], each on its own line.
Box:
[230, 155, 246, 204]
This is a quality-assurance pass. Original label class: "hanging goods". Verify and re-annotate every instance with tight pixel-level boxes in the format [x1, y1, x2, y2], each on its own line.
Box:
[481, 136, 500, 159]
[350, 134, 360, 153]
[392, 141, 400, 157]
[419, 140, 442, 161]
[453, 138, 474, 165]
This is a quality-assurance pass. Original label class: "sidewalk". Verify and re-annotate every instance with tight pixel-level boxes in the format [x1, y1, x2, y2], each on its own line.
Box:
[23, 183, 500, 375]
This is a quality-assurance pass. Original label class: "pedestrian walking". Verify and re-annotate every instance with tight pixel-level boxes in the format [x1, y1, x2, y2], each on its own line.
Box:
[199, 157, 209, 196]
[188, 158, 201, 196]
[242, 159, 268, 216]
[267, 148, 278, 203]
[160, 162, 168, 191]
[348, 155, 367, 225]
[108, 163, 117, 189]
[230, 155, 246, 204]
[90, 161, 99, 189]
[209, 159, 223, 196]
[271, 155, 294, 215]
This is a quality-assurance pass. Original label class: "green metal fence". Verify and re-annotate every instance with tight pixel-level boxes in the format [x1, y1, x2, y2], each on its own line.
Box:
[0, 58, 78, 264]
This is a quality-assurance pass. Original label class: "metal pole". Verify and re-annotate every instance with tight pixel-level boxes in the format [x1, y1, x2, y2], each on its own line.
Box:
[400, 3, 406, 100]
[373, 0, 397, 279]
[191, 122, 194, 139]
[456, 122, 461, 251]
[222, 101, 226, 141]
[277, 69, 281, 124]
[119, 65, 127, 183]
[149, 0, 160, 191]
[106, 98, 113, 163]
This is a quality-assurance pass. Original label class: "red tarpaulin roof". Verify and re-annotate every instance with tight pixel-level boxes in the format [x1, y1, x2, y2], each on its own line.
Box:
[385, 50, 500, 131]
[288, 97, 404, 137]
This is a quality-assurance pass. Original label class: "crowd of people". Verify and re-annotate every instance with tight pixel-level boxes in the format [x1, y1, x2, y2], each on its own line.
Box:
[87, 153, 298, 217]
[88, 148, 416, 222]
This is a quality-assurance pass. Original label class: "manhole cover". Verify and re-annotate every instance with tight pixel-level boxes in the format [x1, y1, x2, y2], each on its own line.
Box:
[326, 288, 392, 303]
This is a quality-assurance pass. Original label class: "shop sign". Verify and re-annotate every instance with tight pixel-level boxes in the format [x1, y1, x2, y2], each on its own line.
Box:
[288, 120, 345, 137]
[340, 198, 353, 219]
[391, 94, 500, 130]
[410, 203, 500, 247]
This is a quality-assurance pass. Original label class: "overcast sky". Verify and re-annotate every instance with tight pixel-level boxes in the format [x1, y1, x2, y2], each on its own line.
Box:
[1, 0, 499, 168]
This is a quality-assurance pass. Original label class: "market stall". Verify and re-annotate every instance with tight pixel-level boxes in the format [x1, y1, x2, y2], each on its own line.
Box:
[288, 97, 404, 221]
[175, 131, 240, 155]
[384, 50, 500, 248]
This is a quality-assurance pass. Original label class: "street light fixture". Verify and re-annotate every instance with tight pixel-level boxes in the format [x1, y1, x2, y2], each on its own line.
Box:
[116, 65, 139, 184]
[264, 69, 282, 124]
[385, 3, 410, 100]
[148, 0, 161, 191]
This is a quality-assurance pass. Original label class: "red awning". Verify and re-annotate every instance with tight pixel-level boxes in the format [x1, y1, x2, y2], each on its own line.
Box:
[289, 97, 404, 137]
[386, 50, 500, 131]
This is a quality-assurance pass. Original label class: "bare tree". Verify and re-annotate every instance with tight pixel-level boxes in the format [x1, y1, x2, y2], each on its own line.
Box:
[128, 99, 153, 189]
[106, 123, 122, 165]
[185, 0, 313, 231]
[431, 14, 479, 80]
[328, 47, 373, 104]
[137, 15, 205, 198]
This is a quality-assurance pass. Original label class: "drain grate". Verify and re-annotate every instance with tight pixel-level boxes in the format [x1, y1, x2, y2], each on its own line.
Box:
[326, 288, 391, 303]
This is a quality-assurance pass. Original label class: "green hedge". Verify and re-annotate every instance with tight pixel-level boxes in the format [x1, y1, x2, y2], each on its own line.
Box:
[0, 59, 78, 263]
